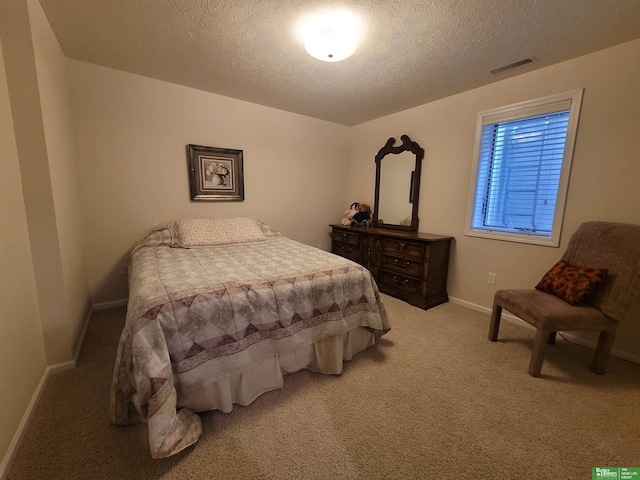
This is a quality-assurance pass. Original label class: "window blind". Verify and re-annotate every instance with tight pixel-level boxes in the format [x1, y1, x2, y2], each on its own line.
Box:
[471, 110, 571, 236]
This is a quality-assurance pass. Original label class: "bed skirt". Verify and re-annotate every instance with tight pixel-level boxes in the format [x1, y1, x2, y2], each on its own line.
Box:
[139, 326, 378, 457]
[176, 326, 376, 414]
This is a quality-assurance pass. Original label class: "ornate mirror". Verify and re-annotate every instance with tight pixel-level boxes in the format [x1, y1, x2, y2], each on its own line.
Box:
[373, 134, 423, 231]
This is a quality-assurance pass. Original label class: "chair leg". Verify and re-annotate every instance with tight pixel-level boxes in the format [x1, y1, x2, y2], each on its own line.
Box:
[590, 330, 616, 375]
[547, 331, 557, 345]
[488, 301, 502, 342]
[528, 329, 550, 377]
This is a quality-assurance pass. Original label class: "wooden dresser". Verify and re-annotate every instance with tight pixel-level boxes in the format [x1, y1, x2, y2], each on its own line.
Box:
[330, 224, 453, 310]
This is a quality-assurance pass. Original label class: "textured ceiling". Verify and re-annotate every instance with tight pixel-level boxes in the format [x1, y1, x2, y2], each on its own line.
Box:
[38, 0, 640, 126]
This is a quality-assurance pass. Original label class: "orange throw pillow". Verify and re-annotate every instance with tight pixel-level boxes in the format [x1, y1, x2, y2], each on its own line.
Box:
[535, 260, 607, 306]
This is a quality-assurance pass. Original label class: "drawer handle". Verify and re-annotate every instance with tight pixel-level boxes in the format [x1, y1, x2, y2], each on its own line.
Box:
[399, 242, 409, 253]
[394, 259, 411, 268]
[393, 275, 409, 286]
[342, 233, 349, 239]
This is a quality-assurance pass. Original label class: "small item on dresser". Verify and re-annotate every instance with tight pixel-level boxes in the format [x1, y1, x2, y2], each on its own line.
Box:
[352, 203, 371, 227]
[341, 202, 359, 226]
[341, 202, 371, 227]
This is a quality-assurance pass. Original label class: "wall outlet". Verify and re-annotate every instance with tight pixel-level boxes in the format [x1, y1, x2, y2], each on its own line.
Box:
[120, 264, 129, 276]
[487, 272, 497, 285]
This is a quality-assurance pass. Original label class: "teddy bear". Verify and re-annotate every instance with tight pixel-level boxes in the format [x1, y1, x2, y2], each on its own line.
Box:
[341, 202, 371, 227]
[352, 203, 372, 227]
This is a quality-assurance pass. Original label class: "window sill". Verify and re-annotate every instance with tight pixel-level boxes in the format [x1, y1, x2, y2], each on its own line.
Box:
[464, 228, 560, 247]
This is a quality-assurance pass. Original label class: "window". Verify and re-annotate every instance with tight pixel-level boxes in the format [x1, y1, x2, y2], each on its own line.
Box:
[465, 90, 583, 246]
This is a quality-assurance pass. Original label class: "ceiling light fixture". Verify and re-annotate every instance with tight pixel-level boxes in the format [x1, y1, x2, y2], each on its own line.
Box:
[301, 11, 360, 62]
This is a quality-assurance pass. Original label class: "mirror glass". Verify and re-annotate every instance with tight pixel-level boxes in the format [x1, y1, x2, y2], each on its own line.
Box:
[373, 135, 423, 231]
[377, 151, 414, 226]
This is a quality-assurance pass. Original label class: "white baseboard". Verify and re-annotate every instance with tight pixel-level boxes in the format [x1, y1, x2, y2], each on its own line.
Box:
[449, 296, 533, 329]
[0, 301, 120, 478]
[559, 332, 640, 365]
[92, 298, 127, 310]
[73, 306, 93, 364]
[47, 360, 76, 376]
[0, 365, 53, 480]
[448, 296, 640, 366]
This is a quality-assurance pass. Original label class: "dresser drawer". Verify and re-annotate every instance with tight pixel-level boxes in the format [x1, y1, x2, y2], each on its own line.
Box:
[332, 242, 360, 262]
[381, 239, 426, 259]
[332, 230, 360, 247]
[329, 224, 452, 310]
[381, 254, 423, 277]
[379, 270, 422, 295]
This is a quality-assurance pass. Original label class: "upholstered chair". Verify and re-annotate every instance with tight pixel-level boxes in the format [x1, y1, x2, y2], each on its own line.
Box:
[488, 221, 640, 377]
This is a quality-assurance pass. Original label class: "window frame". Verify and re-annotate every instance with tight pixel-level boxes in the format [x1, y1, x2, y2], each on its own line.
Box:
[464, 89, 584, 247]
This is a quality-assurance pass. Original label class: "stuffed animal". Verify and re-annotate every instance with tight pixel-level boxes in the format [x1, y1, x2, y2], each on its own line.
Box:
[352, 203, 371, 227]
[341, 202, 371, 227]
[341, 202, 359, 226]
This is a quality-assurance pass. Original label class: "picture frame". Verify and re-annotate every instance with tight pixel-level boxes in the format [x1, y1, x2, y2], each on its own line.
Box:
[186, 144, 244, 201]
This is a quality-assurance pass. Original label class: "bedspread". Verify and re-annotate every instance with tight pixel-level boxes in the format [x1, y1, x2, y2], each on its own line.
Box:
[110, 224, 390, 458]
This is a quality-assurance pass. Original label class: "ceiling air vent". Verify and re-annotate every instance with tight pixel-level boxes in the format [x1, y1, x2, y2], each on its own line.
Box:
[490, 57, 535, 75]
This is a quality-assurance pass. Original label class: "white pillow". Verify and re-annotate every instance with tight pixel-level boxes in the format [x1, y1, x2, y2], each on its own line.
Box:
[173, 218, 267, 247]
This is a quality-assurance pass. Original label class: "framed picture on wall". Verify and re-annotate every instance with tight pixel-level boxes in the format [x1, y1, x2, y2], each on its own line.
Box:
[186, 144, 244, 201]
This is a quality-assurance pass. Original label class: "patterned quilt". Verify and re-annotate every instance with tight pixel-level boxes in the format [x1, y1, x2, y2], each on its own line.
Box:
[110, 223, 390, 458]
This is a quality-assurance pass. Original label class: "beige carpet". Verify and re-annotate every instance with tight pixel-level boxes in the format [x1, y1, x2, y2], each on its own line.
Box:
[6, 294, 640, 479]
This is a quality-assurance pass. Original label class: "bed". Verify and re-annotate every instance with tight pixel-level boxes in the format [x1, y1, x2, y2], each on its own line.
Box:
[110, 218, 391, 458]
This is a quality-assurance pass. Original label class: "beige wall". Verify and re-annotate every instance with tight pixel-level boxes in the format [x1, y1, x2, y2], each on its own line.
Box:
[349, 39, 640, 358]
[29, 0, 90, 356]
[1, 0, 71, 365]
[0, 0, 91, 470]
[0, 29, 47, 469]
[68, 61, 351, 303]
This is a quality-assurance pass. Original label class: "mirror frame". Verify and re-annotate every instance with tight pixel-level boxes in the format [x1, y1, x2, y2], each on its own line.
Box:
[372, 134, 424, 231]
